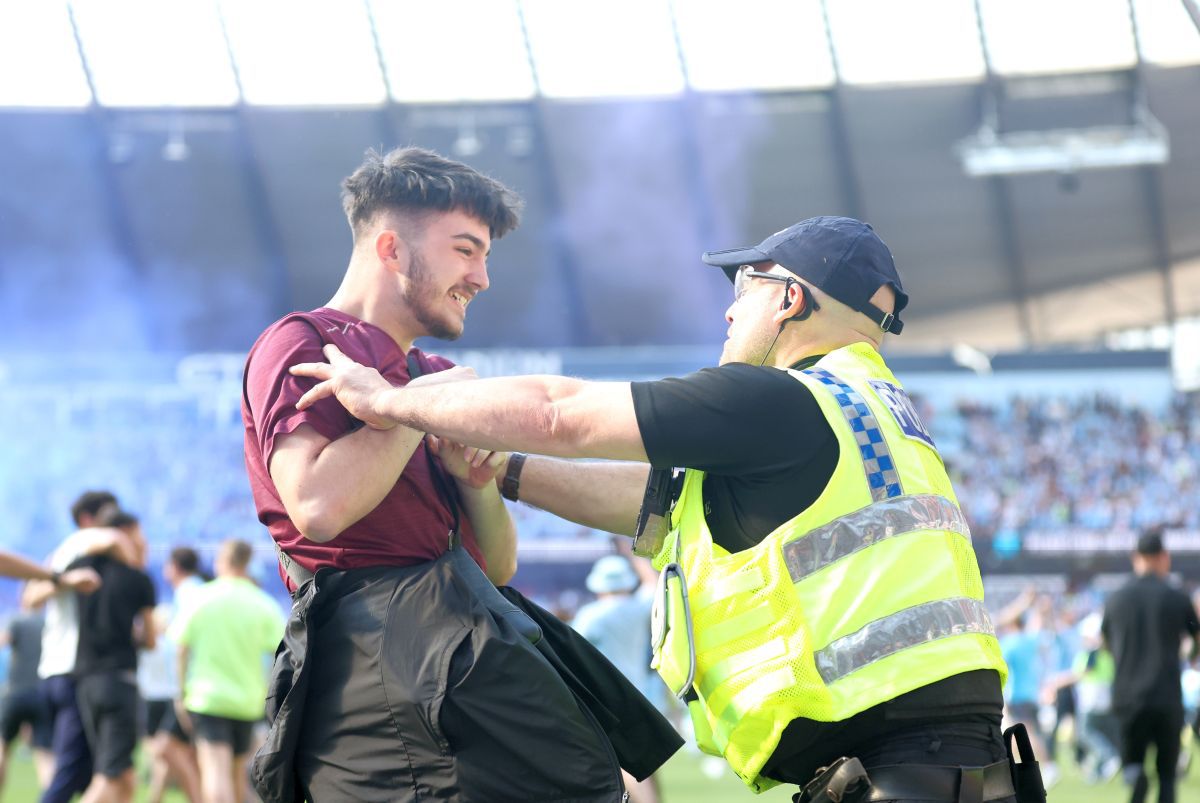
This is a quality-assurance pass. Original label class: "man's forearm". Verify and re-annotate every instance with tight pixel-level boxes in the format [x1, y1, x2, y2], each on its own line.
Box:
[515, 457, 649, 537]
[0, 550, 56, 583]
[373, 376, 646, 461]
[458, 484, 518, 585]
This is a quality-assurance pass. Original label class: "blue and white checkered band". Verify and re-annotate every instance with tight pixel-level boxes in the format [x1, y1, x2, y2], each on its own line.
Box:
[804, 368, 903, 501]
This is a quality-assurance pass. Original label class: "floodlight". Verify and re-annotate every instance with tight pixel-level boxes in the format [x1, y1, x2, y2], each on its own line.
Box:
[956, 116, 1169, 177]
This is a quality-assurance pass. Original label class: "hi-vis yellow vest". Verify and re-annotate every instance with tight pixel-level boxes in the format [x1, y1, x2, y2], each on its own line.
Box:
[648, 343, 1007, 792]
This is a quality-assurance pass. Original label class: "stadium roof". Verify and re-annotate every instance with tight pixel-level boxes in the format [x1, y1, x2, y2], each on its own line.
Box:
[1, 0, 1198, 354]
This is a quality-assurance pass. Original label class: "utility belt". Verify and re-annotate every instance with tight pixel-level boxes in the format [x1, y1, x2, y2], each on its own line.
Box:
[794, 725, 1045, 803]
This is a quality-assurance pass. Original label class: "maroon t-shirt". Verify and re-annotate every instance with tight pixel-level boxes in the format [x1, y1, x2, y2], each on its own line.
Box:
[241, 306, 484, 591]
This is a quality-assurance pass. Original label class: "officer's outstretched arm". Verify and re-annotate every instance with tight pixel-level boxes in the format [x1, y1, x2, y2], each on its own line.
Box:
[291, 344, 649, 463]
[507, 457, 649, 537]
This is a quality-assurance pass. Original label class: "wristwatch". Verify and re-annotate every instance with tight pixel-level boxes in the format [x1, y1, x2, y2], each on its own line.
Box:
[501, 453, 527, 502]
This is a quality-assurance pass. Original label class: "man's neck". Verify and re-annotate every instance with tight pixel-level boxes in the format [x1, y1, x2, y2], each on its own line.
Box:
[327, 265, 420, 352]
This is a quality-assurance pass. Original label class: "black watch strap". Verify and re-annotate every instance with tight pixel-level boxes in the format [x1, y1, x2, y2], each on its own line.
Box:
[501, 453, 527, 502]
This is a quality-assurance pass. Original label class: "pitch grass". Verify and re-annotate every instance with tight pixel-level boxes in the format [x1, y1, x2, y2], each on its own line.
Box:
[3, 744, 1200, 802]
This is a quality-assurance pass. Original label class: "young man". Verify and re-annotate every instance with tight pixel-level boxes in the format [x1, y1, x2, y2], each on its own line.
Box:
[170, 540, 280, 803]
[69, 510, 157, 803]
[244, 146, 675, 802]
[292, 216, 1023, 802]
[1103, 529, 1200, 803]
[138, 546, 207, 803]
[24, 490, 131, 803]
[0, 544, 102, 796]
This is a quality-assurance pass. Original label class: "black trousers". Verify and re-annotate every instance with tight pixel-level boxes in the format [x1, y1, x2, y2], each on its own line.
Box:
[1117, 705, 1184, 803]
[255, 552, 638, 803]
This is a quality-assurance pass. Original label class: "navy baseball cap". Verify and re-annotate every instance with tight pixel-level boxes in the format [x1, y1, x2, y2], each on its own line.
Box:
[702, 216, 908, 334]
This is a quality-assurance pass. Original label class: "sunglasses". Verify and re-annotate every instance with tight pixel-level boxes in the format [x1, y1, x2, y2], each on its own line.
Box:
[732, 265, 820, 319]
[733, 266, 793, 301]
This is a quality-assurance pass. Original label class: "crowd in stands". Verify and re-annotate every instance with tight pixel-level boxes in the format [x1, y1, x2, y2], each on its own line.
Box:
[940, 392, 1200, 539]
[5, 381, 1199, 567]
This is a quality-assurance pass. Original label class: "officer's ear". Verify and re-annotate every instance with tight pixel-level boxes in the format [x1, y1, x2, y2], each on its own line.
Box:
[772, 279, 817, 327]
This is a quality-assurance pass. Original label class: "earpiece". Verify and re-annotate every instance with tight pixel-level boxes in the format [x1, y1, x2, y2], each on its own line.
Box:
[782, 281, 819, 322]
[780, 282, 796, 312]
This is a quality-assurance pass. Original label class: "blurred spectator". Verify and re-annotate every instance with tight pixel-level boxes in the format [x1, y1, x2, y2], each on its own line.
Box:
[170, 540, 282, 803]
[995, 588, 1058, 788]
[1045, 612, 1121, 784]
[164, 546, 207, 609]
[137, 545, 208, 802]
[0, 607, 53, 794]
[572, 555, 664, 803]
[138, 601, 201, 803]
[1102, 529, 1199, 803]
[24, 490, 132, 803]
[69, 510, 157, 803]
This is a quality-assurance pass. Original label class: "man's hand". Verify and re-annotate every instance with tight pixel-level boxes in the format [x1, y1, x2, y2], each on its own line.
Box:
[58, 568, 101, 594]
[291, 344, 397, 430]
[173, 699, 193, 737]
[428, 435, 507, 490]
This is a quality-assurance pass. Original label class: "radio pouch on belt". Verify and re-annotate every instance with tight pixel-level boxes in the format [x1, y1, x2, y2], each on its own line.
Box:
[1003, 723, 1047, 803]
[794, 757, 871, 803]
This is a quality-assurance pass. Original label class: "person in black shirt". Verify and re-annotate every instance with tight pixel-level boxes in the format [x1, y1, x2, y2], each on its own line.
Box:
[291, 216, 1021, 802]
[0, 610, 53, 794]
[69, 511, 156, 803]
[1102, 529, 1199, 803]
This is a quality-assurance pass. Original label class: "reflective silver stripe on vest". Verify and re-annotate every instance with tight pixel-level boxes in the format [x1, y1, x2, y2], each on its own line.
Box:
[804, 368, 901, 501]
[815, 597, 994, 684]
[782, 494, 970, 583]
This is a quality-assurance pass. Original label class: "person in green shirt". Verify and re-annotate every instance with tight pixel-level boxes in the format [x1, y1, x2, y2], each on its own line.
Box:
[170, 540, 282, 803]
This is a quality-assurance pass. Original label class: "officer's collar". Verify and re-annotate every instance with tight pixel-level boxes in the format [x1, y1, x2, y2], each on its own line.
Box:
[788, 354, 825, 371]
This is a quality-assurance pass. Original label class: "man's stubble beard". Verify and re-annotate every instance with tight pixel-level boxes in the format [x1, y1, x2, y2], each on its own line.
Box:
[404, 247, 463, 342]
[722, 324, 776, 367]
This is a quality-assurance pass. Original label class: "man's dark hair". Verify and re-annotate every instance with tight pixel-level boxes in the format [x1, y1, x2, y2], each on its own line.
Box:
[70, 490, 118, 527]
[169, 546, 200, 575]
[100, 509, 139, 529]
[341, 147, 522, 240]
[1136, 527, 1166, 556]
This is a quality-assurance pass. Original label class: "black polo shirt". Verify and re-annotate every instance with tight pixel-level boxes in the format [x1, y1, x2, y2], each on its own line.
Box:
[1102, 573, 1199, 713]
[630, 360, 1003, 785]
[69, 554, 156, 676]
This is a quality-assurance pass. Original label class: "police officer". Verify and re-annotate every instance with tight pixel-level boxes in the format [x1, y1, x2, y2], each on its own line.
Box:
[292, 216, 1037, 802]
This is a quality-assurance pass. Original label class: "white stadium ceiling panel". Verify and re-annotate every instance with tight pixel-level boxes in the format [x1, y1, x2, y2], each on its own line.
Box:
[369, 0, 536, 102]
[218, 0, 386, 106]
[977, 0, 1138, 75]
[520, 0, 685, 98]
[0, 2, 90, 106]
[1133, 0, 1200, 65]
[673, 0, 835, 91]
[825, 0, 986, 85]
[71, 0, 238, 107]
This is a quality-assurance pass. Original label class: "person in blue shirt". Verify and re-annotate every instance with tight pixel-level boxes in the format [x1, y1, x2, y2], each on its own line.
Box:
[572, 555, 663, 803]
